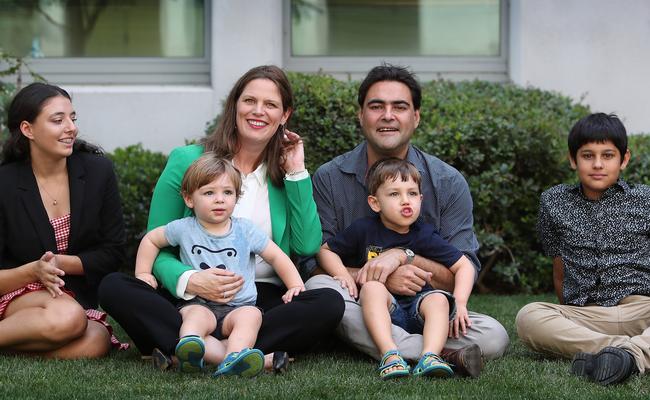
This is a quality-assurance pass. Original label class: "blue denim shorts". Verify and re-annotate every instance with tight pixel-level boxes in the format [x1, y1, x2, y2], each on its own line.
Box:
[389, 289, 456, 334]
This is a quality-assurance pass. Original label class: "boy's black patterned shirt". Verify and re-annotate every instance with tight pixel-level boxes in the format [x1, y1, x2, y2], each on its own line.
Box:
[537, 179, 650, 306]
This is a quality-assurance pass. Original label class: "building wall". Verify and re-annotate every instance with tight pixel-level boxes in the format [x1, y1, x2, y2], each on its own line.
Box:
[70, 0, 283, 153]
[62, 0, 650, 154]
[509, 0, 650, 134]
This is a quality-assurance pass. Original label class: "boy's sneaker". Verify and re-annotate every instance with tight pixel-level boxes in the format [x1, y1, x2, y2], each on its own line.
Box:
[440, 344, 484, 378]
[571, 346, 638, 385]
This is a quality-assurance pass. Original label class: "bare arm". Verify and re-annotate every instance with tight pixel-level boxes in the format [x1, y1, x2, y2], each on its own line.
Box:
[317, 243, 358, 298]
[134, 227, 169, 288]
[448, 255, 476, 338]
[260, 240, 304, 290]
[553, 257, 564, 304]
[384, 250, 455, 295]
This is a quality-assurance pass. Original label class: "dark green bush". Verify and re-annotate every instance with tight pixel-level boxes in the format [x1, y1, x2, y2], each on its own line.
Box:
[625, 134, 650, 185]
[414, 80, 590, 292]
[108, 144, 167, 267]
[284, 75, 592, 292]
[286, 72, 362, 173]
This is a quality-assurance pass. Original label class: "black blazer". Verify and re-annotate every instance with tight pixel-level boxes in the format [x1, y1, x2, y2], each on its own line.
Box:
[0, 151, 126, 309]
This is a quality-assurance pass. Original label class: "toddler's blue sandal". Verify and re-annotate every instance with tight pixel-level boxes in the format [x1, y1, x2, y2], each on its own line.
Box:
[378, 349, 410, 380]
[213, 348, 264, 378]
[413, 352, 454, 378]
[175, 335, 205, 373]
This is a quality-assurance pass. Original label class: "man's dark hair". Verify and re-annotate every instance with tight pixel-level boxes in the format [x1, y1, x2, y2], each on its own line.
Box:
[357, 64, 421, 110]
[568, 113, 627, 162]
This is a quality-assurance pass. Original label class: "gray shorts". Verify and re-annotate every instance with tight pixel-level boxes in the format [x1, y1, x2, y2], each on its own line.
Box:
[178, 297, 260, 339]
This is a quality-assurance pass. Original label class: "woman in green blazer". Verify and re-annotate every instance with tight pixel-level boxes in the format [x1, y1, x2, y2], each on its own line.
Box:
[100, 66, 344, 370]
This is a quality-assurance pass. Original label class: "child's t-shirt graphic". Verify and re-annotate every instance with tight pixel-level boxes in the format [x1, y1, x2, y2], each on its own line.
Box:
[165, 216, 269, 306]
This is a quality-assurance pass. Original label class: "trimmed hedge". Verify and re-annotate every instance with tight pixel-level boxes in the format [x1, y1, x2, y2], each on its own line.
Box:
[107, 144, 167, 265]
[5, 71, 647, 291]
[285, 74, 592, 292]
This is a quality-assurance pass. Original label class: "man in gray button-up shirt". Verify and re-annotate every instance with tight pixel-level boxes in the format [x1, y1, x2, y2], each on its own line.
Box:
[304, 64, 509, 373]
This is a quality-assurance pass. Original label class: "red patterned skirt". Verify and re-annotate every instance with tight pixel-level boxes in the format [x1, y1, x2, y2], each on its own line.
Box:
[0, 282, 129, 350]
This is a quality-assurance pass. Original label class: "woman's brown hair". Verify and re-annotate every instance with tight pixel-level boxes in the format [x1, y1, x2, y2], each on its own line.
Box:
[202, 65, 293, 187]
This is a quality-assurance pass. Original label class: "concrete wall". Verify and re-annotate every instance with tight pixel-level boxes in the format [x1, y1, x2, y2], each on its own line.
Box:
[510, 0, 650, 134]
[23, 0, 650, 154]
[69, 0, 284, 153]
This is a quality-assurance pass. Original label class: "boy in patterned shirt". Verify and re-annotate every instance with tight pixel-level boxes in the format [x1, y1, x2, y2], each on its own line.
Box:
[516, 113, 650, 385]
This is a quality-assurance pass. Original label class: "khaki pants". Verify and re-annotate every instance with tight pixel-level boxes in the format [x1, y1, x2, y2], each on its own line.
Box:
[516, 295, 650, 373]
[305, 274, 510, 362]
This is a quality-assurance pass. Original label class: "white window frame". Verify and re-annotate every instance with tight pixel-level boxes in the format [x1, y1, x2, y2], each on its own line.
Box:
[20, 1, 211, 85]
[283, 0, 508, 81]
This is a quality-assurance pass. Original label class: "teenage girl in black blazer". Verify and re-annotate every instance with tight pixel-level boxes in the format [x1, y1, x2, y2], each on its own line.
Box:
[0, 83, 126, 358]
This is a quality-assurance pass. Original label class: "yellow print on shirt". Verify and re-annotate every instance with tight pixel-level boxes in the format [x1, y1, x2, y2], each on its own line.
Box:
[366, 245, 384, 261]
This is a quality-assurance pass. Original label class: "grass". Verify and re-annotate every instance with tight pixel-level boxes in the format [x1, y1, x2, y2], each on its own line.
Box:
[1, 294, 649, 399]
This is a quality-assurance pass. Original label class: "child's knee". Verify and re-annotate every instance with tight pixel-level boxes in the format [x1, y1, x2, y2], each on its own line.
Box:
[359, 281, 388, 299]
[419, 293, 449, 313]
[236, 306, 263, 325]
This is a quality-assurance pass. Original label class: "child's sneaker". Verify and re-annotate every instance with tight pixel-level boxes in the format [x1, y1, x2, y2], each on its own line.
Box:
[175, 335, 205, 373]
[213, 348, 264, 378]
[413, 352, 454, 378]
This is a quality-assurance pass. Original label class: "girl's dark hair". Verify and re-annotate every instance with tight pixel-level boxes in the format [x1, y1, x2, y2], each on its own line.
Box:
[201, 65, 293, 187]
[2, 82, 101, 165]
[568, 113, 627, 162]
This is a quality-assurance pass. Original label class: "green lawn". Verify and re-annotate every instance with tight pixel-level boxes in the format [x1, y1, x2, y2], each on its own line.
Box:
[1, 294, 648, 399]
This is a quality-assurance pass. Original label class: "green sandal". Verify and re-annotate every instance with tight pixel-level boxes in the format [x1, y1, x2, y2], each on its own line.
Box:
[378, 350, 410, 380]
[213, 348, 264, 378]
[413, 352, 453, 378]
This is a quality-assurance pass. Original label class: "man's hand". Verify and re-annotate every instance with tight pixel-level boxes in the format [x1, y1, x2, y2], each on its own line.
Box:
[187, 269, 244, 303]
[385, 264, 432, 296]
[356, 248, 405, 284]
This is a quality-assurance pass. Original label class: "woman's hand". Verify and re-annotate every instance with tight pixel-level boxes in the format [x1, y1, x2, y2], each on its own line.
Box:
[333, 273, 359, 299]
[450, 303, 471, 338]
[282, 285, 305, 303]
[187, 268, 244, 304]
[33, 251, 65, 298]
[136, 272, 158, 289]
[281, 129, 306, 174]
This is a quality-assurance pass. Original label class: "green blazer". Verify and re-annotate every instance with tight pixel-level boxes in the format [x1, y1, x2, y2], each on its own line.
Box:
[148, 144, 321, 295]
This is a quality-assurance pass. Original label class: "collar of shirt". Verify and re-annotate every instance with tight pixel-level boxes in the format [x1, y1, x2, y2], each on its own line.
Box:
[337, 141, 428, 186]
[568, 178, 630, 200]
[234, 161, 267, 186]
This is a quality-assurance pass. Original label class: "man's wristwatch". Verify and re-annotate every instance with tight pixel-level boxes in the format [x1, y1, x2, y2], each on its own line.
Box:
[402, 248, 415, 264]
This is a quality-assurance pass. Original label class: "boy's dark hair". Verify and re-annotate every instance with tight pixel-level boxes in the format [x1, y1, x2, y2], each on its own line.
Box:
[357, 63, 421, 110]
[181, 153, 242, 198]
[366, 158, 422, 196]
[568, 113, 627, 162]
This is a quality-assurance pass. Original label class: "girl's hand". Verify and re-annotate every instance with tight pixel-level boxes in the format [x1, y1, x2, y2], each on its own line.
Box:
[136, 273, 158, 289]
[281, 129, 305, 174]
[333, 273, 358, 299]
[34, 251, 65, 298]
[282, 285, 305, 303]
[450, 304, 471, 338]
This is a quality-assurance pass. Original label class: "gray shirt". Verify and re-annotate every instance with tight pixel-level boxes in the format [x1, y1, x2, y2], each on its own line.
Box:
[537, 180, 650, 306]
[165, 216, 269, 306]
[312, 141, 480, 272]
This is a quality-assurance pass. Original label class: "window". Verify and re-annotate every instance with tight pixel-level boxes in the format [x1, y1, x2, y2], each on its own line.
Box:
[0, 0, 210, 84]
[285, 0, 507, 80]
